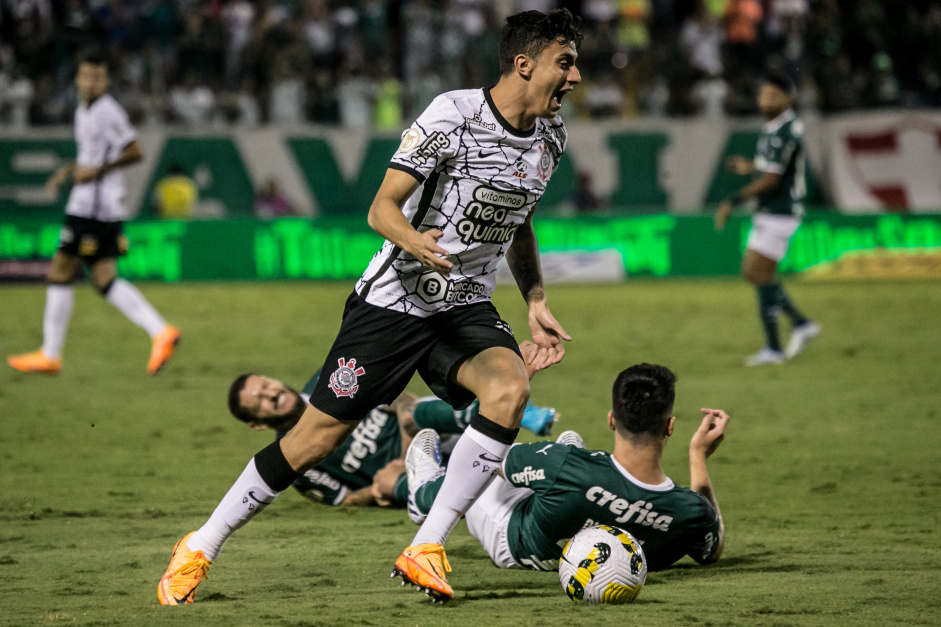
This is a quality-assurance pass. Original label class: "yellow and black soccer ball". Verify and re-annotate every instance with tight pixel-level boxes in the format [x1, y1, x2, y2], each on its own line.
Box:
[558, 524, 647, 605]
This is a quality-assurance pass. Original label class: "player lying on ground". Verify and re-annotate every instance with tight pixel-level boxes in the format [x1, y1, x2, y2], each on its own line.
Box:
[158, 8, 579, 606]
[405, 363, 727, 572]
[8, 53, 180, 377]
[227, 348, 559, 508]
[714, 71, 820, 367]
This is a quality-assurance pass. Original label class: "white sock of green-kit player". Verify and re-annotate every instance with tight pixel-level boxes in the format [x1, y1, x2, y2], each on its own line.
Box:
[411, 419, 515, 546]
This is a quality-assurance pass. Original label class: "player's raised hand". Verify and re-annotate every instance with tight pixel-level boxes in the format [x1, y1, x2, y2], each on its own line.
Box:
[527, 302, 572, 370]
[407, 228, 453, 276]
[690, 408, 730, 459]
[725, 155, 754, 175]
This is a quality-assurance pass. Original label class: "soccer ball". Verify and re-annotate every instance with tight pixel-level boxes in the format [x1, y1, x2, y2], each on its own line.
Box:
[558, 524, 647, 605]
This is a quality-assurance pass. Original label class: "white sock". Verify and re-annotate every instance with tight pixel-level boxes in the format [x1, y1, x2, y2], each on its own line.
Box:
[411, 426, 510, 546]
[105, 278, 167, 338]
[186, 459, 281, 562]
[41, 284, 74, 359]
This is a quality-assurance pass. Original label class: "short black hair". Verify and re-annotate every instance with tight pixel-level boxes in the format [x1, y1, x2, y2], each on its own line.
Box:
[228, 373, 254, 423]
[79, 52, 108, 70]
[763, 70, 796, 97]
[499, 9, 583, 76]
[611, 364, 677, 440]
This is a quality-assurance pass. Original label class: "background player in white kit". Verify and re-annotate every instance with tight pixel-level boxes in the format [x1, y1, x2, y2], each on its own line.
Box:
[158, 9, 581, 606]
[7, 54, 180, 376]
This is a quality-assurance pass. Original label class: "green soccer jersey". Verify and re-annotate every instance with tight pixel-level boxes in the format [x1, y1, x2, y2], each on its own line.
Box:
[753, 109, 807, 216]
[279, 370, 403, 505]
[503, 442, 720, 572]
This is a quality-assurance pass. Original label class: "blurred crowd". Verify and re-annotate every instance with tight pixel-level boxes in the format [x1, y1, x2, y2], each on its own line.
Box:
[1, 0, 940, 129]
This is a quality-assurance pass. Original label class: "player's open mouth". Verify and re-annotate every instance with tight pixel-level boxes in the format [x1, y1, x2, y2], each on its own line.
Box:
[552, 91, 566, 107]
[274, 391, 284, 411]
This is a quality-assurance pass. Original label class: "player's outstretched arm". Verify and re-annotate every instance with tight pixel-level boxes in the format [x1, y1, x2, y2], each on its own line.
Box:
[368, 168, 453, 275]
[506, 211, 571, 370]
[716, 170, 783, 232]
[74, 140, 144, 183]
[689, 408, 729, 563]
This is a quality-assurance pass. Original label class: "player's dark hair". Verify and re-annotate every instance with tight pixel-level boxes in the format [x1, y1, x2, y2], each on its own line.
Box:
[499, 9, 583, 76]
[228, 373, 254, 423]
[79, 52, 109, 70]
[763, 70, 796, 97]
[611, 364, 677, 440]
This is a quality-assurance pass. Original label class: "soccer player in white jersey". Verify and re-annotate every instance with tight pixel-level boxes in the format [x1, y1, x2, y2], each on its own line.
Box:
[7, 54, 180, 376]
[158, 9, 581, 605]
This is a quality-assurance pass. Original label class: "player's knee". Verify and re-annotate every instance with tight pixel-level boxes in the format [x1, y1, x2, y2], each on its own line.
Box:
[480, 374, 530, 416]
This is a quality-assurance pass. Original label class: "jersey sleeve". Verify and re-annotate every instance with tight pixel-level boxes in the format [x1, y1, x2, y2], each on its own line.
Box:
[501, 441, 569, 491]
[388, 95, 463, 183]
[684, 491, 722, 564]
[102, 99, 137, 151]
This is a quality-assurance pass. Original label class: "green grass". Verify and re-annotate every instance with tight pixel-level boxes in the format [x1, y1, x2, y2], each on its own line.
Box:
[1, 278, 939, 626]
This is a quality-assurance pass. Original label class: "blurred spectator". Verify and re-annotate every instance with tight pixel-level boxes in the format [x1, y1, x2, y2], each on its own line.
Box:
[584, 73, 625, 119]
[2, 0, 941, 127]
[269, 59, 304, 124]
[572, 170, 602, 213]
[254, 177, 295, 219]
[681, 3, 723, 78]
[373, 63, 402, 131]
[6, 69, 34, 130]
[170, 71, 215, 124]
[336, 64, 373, 128]
[154, 163, 198, 219]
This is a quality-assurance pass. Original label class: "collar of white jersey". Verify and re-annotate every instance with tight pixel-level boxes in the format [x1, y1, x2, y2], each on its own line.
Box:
[483, 87, 536, 138]
[610, 456, 675, 492]
[763, 108, 795, 134]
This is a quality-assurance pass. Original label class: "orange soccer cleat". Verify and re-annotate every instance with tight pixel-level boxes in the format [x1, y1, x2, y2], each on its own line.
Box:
[391, 543, 454, 602]
[147, 325, 181, 375]
[157, 532, 212, 605]
[7, 349, 62, 375]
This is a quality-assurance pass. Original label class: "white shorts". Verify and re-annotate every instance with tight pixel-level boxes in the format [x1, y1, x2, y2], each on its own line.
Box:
[464, 478, 533, 569]
[746, 213, 802, 262]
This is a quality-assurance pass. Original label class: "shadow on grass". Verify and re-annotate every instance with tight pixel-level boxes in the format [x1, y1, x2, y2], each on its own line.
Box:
[648, 551, 810, 583]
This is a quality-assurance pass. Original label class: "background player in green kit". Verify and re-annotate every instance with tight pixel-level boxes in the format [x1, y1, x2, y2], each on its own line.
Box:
[226, 344, 558, 508]
[406, 363, 727, 572]
[715, 71, 820, 367]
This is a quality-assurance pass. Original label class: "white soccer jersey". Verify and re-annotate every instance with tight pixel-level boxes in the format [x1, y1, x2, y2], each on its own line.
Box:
[65, 94, 137, 222]
[355, 88, 567, 316]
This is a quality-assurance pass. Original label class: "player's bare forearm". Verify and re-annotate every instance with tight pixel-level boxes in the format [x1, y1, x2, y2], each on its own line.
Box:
[368, 169, 452, 274]
[105, 140, 144, 172]
[506, 214, 544, 304]
[735, 172, 782, 202]
[690, 454, 725, 562]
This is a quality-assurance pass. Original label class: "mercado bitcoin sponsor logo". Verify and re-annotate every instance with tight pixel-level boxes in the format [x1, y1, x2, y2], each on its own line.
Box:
[417, 271, 486, 305]
[456, 186, 527, 245]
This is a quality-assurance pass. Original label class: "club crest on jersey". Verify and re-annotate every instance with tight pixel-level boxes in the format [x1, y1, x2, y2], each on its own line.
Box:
[537, 144, 553, 181]
[329, 357, 365, 398]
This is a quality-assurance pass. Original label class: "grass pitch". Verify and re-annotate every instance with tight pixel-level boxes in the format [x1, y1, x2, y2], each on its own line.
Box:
[1, 278, 939, 626]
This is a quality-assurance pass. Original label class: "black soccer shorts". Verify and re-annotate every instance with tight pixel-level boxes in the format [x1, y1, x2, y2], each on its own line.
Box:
[58, 215, 129, 263]
[309, 291, 522, 421]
